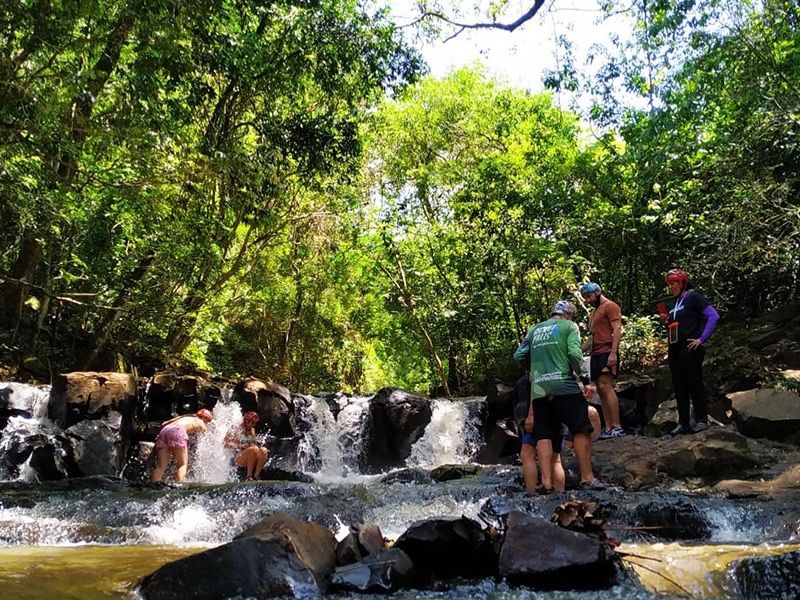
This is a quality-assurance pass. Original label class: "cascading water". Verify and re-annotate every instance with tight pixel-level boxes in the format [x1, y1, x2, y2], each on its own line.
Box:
[296, 394, 372, 482]
[407, 398, 482, 469]
[0, 383, 55, 481]
[190, 398, 241, 484]
[2, 381, 800, 599]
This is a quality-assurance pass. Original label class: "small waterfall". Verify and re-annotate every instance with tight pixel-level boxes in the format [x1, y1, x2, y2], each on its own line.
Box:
[191, 400, 241, 484]
[296, 395, 371, 482]
[407, 398, 482, 469]
[0, 384, 55, 482]
[295, 395, 482, 482]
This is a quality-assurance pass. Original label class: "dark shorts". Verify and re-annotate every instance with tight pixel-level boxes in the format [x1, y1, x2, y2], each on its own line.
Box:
[521, 430, 563, 453]
[590, 351, 619, 381]
[532, 393, 593, 439]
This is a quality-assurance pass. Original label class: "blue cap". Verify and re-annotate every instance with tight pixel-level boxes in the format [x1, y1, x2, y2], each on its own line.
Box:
[580, 282, 601, 296]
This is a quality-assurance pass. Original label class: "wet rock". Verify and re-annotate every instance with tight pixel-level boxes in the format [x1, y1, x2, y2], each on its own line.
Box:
[138, 535, 321, 600]
[359, 388, 432, 474]
[144, 373, 219, 424]
[475, 417, 520, 465]
[392, 516, 497, 582]
[231, 378, 294, 437]
[335, 523, 387, 566]
[657, 428, 758, 478]
[331, 547, 417, 592]
[64, 419, 121, 476]
[729, 388, 800, 440]
[631, 497, 711, 540]
[430, 463, 481, 482]
[379, 467, 432, 484]
[259, 466, 314, 483]
[498, 509, 619, 589]
[234, 511, 336, 591]
[729, 549, 800, 600]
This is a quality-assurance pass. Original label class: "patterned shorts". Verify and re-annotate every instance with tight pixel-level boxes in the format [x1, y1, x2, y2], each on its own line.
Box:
[155, 424, 188, 449]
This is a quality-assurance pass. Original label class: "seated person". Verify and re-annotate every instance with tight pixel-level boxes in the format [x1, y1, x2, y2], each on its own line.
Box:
[224, 411, 268, 481]
[152, 409, 213, 483]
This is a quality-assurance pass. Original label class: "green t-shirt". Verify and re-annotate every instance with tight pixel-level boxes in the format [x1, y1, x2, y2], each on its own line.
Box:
[514, 317, 585, 399]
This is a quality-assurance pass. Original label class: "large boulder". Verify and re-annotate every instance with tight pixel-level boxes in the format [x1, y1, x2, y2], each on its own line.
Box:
[234, 512, 337, 591]
[144, 373, 221, 425]
[392, 516, 497, 583]
[64, 419, 121, 476]
[729, 388, 800, 440]
[48, 372, 137, 475]
[658, 427, 759, 478]
[138, 535, 322, 600]
[359, 388, 432, 473]
[498, 510, 619, 589]
[140, 512, 336, 600]
[49, 372, 137, 429]
[231, 378, 294, 437]
[589, 428, 758, 489]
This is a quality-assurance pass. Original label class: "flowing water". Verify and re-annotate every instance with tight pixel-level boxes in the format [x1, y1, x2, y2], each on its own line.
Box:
[1, 384, 798, 599]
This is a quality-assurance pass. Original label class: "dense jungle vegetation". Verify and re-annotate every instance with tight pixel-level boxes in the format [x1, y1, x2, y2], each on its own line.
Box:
[0, 0, 798, 394]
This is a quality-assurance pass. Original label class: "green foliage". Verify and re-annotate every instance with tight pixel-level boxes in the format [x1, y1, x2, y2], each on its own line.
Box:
[619, 314, 666, 372]
[0, 0, 797, 400]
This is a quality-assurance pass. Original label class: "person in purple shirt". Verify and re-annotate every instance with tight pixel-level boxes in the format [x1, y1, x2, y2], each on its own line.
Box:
[660, 268, 720, 435]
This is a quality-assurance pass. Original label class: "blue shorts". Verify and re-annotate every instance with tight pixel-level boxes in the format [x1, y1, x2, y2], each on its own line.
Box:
[521, 430, 563, 453]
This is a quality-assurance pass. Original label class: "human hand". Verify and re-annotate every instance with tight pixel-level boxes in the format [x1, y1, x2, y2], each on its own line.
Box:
[607, 353, 617, 367]
[687, 338, 703, 350]
[524, 415, 533, 433]
[659, 314, 669, 325]
[582, 384, 595, 400]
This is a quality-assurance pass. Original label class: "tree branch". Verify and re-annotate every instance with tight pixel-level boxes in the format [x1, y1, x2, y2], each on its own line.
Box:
[417, 1, 547, 41]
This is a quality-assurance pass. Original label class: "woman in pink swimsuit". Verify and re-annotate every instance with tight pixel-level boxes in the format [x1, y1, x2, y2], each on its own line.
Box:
[152, 409, 213, 482]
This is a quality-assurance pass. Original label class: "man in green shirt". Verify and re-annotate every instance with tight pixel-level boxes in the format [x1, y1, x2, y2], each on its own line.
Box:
[514, 301, 604, 490]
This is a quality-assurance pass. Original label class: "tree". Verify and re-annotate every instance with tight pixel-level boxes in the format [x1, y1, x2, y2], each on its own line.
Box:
[362, 67, 585, 393]
[0, 0, 422, 376]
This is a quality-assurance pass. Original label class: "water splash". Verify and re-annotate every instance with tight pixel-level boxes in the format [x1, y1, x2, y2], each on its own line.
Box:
[407, 399, 482, 469]
[297, 395, 371, 482]
[190, 402, 242, 484]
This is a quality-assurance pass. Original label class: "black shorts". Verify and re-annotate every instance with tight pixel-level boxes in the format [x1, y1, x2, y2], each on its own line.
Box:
[532, 392, 593, 440]
[590, 351, 619, 381]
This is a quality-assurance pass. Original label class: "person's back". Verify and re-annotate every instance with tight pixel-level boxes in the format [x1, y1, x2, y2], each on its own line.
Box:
[521, 316, 584, 399]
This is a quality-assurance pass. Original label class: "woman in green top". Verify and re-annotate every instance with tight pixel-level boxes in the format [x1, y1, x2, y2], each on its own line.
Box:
[224, 411, 269, 481]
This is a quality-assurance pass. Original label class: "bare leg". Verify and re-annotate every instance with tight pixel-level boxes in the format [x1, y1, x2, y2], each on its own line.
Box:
[596, 374, 621, 430]
[552, 453, 566, 492]
[174, 447, 189, 482]
[236, 446, 257, 479]
[572, 432, 595, 484]
[536, 439, 554, 490]
[588, 406, 602, 441]
[520, 443, 538, 492]
[254, 448, 268, 479]
[152, 448, 171, 482]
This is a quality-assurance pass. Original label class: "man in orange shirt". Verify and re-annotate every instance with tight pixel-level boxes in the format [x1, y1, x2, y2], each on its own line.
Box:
[580, 282, 625, 439]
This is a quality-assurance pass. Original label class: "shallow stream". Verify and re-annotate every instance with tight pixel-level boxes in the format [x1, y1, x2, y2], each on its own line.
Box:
[2, 386, 799, 598]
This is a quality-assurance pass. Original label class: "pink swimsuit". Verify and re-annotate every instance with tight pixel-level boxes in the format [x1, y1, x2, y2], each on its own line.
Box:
[155, 423, 189, 449]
